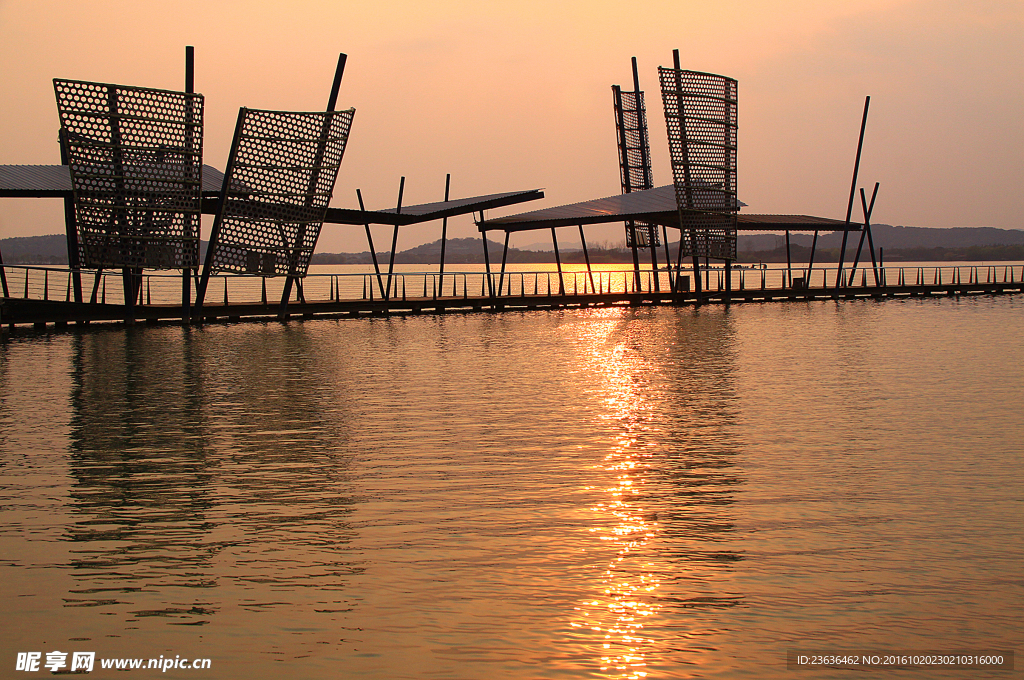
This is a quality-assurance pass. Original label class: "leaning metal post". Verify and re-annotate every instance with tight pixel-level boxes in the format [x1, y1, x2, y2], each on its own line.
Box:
[282, 52, 348, 313]
[849, 182, 879, 285]
[861, 186, 881, 286]
[357, 189, 386, 299]
[835, 96, 871, 289]
[614, 83, 642, 289]
[498, 231, 510, 296]
[439, 174, 451, 292]
[480, 212, 494, 299]
[196, 108, 245, 315]
[385, 176, 405, 301]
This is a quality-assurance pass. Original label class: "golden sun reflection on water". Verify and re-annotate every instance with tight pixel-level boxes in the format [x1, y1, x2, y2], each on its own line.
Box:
[568, 314, 662, 679]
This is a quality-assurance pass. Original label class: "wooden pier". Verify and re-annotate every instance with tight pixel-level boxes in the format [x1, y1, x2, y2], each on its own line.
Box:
[2, 265, 1020, 332]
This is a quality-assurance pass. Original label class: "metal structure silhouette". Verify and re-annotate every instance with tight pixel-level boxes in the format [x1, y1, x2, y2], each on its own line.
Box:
[54, 79, 205, 272]
[658, 64, 738, 262]
[196, 107, 354, 308]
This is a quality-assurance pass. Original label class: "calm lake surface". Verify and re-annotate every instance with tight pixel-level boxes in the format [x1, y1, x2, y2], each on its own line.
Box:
[1, 295, 1021, 678]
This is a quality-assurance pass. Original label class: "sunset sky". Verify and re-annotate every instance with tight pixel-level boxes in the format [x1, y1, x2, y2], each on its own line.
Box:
[1, 0, 1020, 253]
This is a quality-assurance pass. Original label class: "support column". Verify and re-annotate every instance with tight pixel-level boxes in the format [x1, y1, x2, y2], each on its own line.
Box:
[724, 259, 732, 304]
[785, 230, 792, 288]
[57, 130, 83, 304]
[0, 243, 8, 298]
[481, 216, 494, 299]
[578, 225, 595, 293]
[182, 45, 195, 324]
[551, 227, 564, 295]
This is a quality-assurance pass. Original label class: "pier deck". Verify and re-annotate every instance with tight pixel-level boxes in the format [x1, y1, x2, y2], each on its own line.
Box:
[2, 264, 1020, 331]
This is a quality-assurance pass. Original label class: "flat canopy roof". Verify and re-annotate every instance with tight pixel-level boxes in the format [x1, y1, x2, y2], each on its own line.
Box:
[1, 164, 543, 228]
[0, 164, 227, 197]
[322, 189, 544, 226]
[479, 184, 861, 232]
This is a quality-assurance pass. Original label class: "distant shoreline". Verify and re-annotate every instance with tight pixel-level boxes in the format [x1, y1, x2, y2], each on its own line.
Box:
[2, 233, 1022, 266]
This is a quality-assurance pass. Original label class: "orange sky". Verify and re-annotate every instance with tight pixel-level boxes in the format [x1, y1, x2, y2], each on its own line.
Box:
[1, 0, 1020, 252]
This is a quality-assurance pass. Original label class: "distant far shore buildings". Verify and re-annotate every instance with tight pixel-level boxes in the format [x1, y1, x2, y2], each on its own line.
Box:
[3, 226, 1023, 266]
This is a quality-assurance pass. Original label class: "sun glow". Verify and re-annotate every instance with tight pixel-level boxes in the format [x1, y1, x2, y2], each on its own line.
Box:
[567, 311, 663, 679]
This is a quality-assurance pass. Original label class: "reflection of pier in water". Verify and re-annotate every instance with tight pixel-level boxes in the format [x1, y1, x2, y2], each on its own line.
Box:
[64, 328, 361, 626]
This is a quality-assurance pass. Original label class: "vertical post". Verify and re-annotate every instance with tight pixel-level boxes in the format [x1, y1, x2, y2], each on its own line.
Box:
[578, 225, 596, 294]
[785, 230, 792, 287]
[0, 243, 8, 298]
[385, 177, 404, 301]
[671, 49, 702, 301]
[58, 129, 83, 304]
[649, 227, 660, 291]
[835, 96, 870, 288]
[182, 45, 195, 324]
[724, 259, 732, 303]
[439, 173, 451, 291]
[357, 189, 386, 299]
[662, 225, 675, 293]
[103, 84, 136, 321]
[480, 214, 494, 299]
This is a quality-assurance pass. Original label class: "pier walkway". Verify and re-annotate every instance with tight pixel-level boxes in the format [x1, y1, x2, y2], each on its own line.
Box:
[2, 263, 1021, 331]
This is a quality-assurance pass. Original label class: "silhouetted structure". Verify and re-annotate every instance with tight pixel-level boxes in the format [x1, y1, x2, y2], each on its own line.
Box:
[54, 79, 205, 308]
[612, 57, 662, 289]
[196, 107, 354, 312]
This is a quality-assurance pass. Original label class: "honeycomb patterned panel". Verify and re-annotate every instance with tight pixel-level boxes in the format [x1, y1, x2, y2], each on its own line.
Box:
[53, 79, 204, 270]
[206, 108, 355, 277]
[658, 68, 738, 258]
[612, 88, 654, 193]
[612, 87, 660, 248]
[677, 213, 737, 260]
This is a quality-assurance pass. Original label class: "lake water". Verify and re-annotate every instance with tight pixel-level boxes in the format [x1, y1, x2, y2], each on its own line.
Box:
[1, 294, 1021, 678]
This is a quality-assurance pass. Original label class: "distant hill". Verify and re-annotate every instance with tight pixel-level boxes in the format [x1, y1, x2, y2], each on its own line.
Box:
[4, 225, 1023, 265]
[0, 234, 70, 264]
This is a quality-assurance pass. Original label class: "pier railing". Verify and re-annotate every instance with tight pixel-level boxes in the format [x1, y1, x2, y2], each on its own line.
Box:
[2, 263, 1022, 307]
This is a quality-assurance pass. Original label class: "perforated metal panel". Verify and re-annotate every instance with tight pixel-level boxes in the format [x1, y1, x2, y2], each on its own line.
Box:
[658, 68, 738, 259]
[205, 108, 354, 277]
[612, 86, 660, 248]
[54, 79, 204, 270]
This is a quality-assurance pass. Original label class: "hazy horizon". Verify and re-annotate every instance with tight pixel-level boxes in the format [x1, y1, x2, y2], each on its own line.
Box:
[1, 0, 1021, 254]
